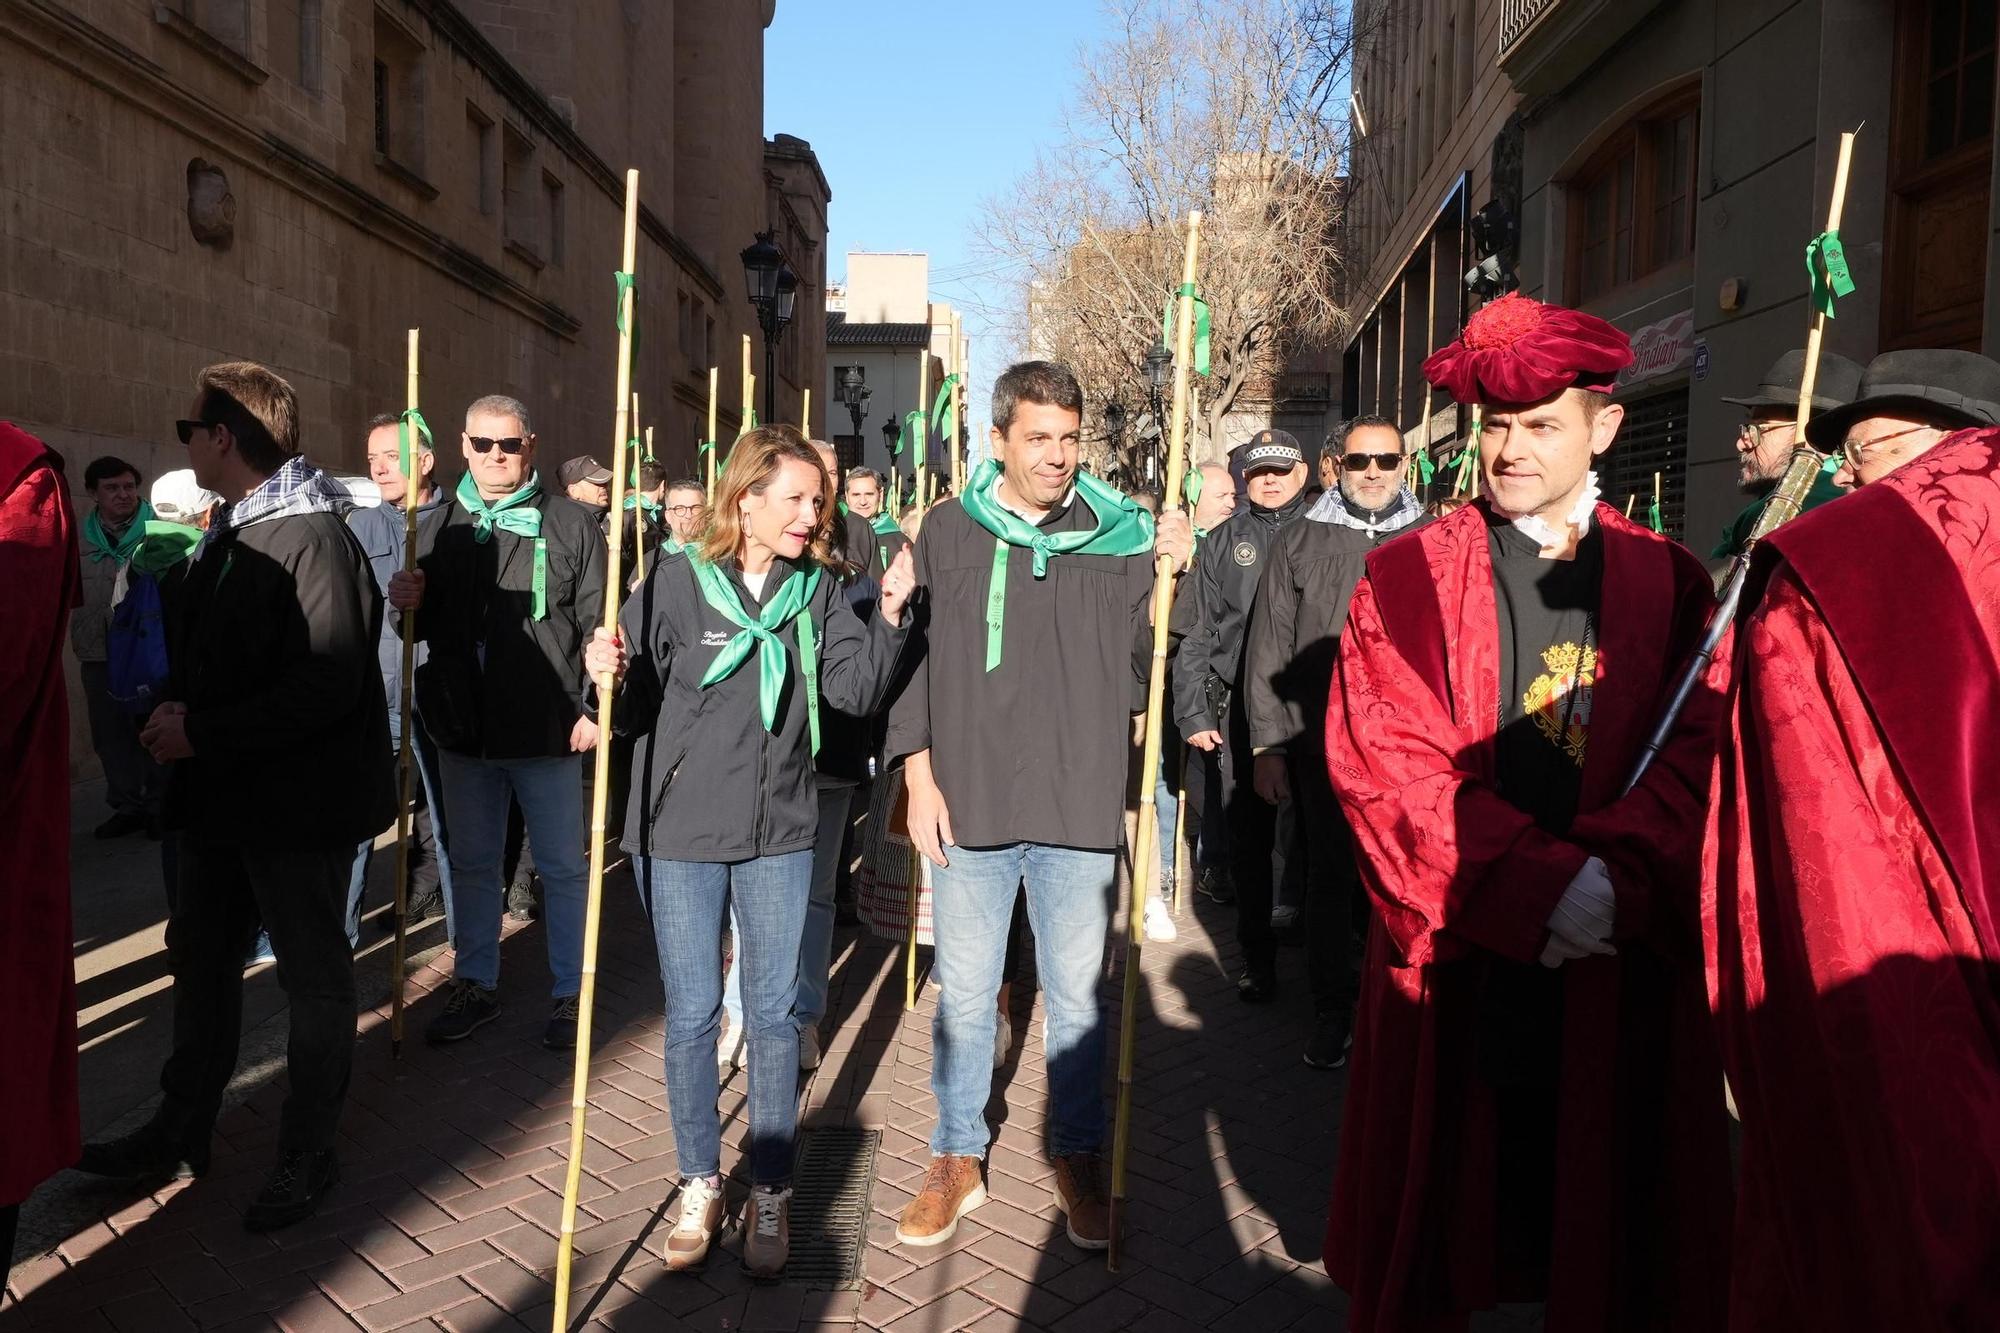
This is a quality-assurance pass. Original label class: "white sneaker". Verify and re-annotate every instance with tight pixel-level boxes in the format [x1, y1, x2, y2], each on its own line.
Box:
[1143, 896, 1178, 943]
[993, 1010, 1012, 1070]
[798, 1025, 822, 1071]
[717, 1022, 746, 1074]
[663, 1174, 725, 1269]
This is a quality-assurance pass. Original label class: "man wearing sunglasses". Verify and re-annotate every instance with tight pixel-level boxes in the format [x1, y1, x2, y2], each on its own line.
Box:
[1705, 348, 2000, 1331]
[1174, 428, 1313, 1004]
[386, 394, 607, 1053]
[1320, 296, 1735, 1329]
[1710, 349, 1863, 559]
[1243, 414, 1428, 1069]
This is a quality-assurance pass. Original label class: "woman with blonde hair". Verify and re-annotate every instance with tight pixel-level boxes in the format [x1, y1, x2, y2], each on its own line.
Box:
[587, 425, 913, 1275]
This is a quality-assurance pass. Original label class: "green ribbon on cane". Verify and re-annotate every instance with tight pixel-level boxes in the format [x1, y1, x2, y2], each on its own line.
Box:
[930, 374, 962, 436]
[1806, 231, 1856, 318]
[1161, 284, 1212, 376]
[688, 553, 823, 752]
[397, 408, 433, 474]
[1413, 445, 1435, 487]
[902, 410, 928, 470]
[1647, 494, 1665, 535]
[957, 459, 1156, 671]
[455, 470, 548, 620]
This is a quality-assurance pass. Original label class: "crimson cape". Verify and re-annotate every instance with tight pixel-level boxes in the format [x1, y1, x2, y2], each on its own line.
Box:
[0, 422, 81, 1204]
[1703, 425, 2000, 1330]
[1322, 501, 1733, 1332]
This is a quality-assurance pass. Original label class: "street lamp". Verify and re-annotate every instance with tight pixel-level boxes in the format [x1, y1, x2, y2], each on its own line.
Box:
[1144, 342, 1173, 484]
[837, 365, 872, 447]
[1103, 400, 1128, 486]
[740, 231, 799, 425]
[881, 417, 902, 505]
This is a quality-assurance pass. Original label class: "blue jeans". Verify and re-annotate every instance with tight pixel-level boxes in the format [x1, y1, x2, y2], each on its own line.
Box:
[725, 779, 852, 1030]
[438, 750, 587, 998]
[929, 843, 1114, 1159]
[639, 852, 811, 1185]
[1154, 745, 1180, 889]
[347, 707, 455, 947]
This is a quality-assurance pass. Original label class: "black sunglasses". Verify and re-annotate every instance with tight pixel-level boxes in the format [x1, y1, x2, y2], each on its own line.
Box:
[1341, 452, 1405, 472]
[175, 419, 214, 445]
[467, 435, 527, 455]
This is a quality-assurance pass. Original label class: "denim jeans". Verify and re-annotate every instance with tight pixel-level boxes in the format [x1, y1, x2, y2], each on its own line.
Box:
[725, 778, 853, 1030]
[438, 750, 587, 998]
[347, 706, 455, 946]
[929, 843, 1114, 1159]
[639, 852, 811, 1185]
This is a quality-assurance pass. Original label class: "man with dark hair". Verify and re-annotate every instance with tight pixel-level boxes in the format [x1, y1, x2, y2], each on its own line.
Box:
[346, 411, 453, 942]
[1711, 349, 1864, 558]
[387, 393, 606, 1052]
[1176, 428, 1314, 1004]
[74, 453, 162, 837]
[842, 465, 909, 580]
[1321, 297, 1732, 1329]
[1317, 439, 1340, 491]
[663, 478, 707, 548]
[78, 361, 394, 1232]
[887, 360, 1192, 1253]
[1244, 413, 1427, 1068]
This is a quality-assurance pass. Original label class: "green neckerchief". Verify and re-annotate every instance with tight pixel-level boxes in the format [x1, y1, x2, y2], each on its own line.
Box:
[869, 512, 902, 537]
[957, 459, 1156, 671]
[624, 493, 662, 515]
[128, 520, 204, 576]
[456, 470, 547, 620]
[688, 553, 824, 752]
[84, 500, 154, 564]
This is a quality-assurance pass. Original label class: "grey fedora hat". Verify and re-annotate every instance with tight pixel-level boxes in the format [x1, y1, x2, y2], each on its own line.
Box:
[1804, 349, 2000, 449]
[1721, 348, 1866, 415]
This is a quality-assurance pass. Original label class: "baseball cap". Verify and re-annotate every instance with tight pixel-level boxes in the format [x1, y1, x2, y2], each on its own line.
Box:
[1238, 429, 1304, 474]
[558, 456, 612, 487]
[151, 468, 221, 524]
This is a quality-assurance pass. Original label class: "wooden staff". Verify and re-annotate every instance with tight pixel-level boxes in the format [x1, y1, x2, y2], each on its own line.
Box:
[706, 366, 719, 497]
[1170, 762, 1189, 918]
[1625, 494, 1636, 518]
[550, 167, 642, 1333]
[916, 345, 930, 507]
[802, 385, 811, 434]
[1109, 209, 1203, 1269]
[741, 334, 753, 427]
[951, 312, 966, 495]
[643, 425, 656, 583]
[389, 327, 422, 1059]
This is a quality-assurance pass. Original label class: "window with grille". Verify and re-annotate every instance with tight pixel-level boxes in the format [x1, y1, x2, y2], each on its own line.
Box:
[1599, 386, 1688, 540]
[1566, 91, 1698, 304]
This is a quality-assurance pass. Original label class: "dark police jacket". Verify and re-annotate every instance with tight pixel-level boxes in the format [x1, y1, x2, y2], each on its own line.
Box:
[615, 548, 907, 862]
[1172, 489, 1310, 735]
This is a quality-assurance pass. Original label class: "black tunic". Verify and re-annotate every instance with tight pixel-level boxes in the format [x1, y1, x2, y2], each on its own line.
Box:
[883, 493, 1154, 852]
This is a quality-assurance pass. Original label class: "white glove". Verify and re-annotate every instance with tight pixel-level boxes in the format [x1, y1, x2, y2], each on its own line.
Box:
[1540, 856, 1616, 968]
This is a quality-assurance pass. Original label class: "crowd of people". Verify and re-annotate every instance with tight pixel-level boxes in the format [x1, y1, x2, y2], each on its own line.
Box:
[3, 290, 1997, 1328]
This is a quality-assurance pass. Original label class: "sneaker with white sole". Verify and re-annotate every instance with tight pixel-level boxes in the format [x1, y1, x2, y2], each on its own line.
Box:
[717, 1022, 746, 1074]
[992, 1010, 1012, 1070]
[1142, 896, 1178, 943]
[895, 1154, 986, 1247]
[743, 1185, 791, 1276]
[798, 1025, 822, 1071]
[662, 1175, 725, 1270]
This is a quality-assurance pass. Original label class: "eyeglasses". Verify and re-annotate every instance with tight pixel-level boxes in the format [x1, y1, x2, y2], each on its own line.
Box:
[1737, 420, 1793, 447]
[1341, 452, 1406, 473]
[175, 419, 214, 445]
[467, 435, 527, 455]
[1839, 424, 1933, 470]
[665, 504, 702, 517]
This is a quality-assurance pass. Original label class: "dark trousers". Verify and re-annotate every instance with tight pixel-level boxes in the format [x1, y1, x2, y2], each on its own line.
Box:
[1223, 700, 1291, 979]
[80, 660, 161, 817]
[1294, 747, 1361, 1019]
[156, 839, 356, 1154]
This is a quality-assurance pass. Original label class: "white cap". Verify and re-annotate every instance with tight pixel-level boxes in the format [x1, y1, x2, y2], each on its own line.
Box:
[152, 468, 222, 524]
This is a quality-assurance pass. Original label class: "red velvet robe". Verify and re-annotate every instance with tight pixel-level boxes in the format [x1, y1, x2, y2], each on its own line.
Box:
[0, 422, 81, 1205]
[1704, 425, 2000, 1331]
[1322, 501, 1733, 1332]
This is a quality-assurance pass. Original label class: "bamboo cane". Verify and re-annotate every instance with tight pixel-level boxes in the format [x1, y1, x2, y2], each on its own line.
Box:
[550, 167, 642, 1333]
[1108, 210, 1203, 1270]
[742, 334, 753, 432]
[1171, 764, 1189, 919]
[643, 425, 656, 584]
[915, 346, 930, 509]
[951, 313, 965, 495]
[706, 367, 719, 497]
[803, 385, 811, 435]
[1624, 128, 1859, 795]
[903, 345, 933, 1008]
[1625, 494, 1636, 518]
[389, 328, 422, 1060]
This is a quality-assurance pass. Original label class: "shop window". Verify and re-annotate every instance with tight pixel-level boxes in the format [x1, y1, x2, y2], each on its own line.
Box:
[1566, 91, 1699, 304]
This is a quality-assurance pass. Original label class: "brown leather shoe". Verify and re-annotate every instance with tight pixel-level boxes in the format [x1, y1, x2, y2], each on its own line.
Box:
[1052, 1152, 1109, 1250]
[663, 1175, 725, 1270]
[894, 1154, 986, 1247]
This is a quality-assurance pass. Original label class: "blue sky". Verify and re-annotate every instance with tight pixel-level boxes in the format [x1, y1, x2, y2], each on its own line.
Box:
[764, 1, 1112, 389]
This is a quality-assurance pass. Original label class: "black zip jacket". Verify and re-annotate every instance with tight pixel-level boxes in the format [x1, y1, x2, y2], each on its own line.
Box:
[1172, 488, 1310, 735]
[1243, 509, 1431, 755]
[843, 508, 911, 582]
[167, 513, 395, 846]
[615, 549, 908, 862]
[414, 488, 606, 759]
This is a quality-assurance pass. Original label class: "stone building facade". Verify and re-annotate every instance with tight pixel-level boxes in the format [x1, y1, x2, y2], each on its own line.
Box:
[2, 0, 828, 776]
[1343, 0, 1998, 550]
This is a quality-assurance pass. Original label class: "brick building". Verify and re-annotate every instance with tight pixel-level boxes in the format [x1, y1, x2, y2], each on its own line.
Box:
[1, 0, 829, 776]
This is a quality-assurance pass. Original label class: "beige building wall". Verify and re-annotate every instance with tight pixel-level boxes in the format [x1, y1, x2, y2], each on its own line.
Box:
[845, 253, 931, 324]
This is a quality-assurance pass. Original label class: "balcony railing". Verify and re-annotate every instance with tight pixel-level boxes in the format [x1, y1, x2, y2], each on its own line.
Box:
[1498, 0, 1561, 57]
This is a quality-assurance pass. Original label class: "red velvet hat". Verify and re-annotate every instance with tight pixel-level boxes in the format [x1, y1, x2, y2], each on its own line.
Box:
[1422, 294, 1634, 407]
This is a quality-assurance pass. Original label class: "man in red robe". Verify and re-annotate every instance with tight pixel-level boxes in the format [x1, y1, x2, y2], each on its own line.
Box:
[1704, 349, 2000, 1331]
[0, 421, 82, 1266]
[1321, 295, 1733, 1331]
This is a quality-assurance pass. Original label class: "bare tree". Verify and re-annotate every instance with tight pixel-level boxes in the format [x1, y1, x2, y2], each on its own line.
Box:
[981, 0, 1357, 471]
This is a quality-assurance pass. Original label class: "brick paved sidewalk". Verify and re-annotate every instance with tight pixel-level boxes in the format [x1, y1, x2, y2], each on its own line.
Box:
[5, 869, 1364, 1332]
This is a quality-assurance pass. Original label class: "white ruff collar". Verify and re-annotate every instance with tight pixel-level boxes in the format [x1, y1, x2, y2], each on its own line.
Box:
[1489, 470, 1600, 555]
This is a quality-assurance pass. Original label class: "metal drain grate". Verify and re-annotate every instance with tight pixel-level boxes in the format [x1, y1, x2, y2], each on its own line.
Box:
[783, 1127, 881, 1288]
